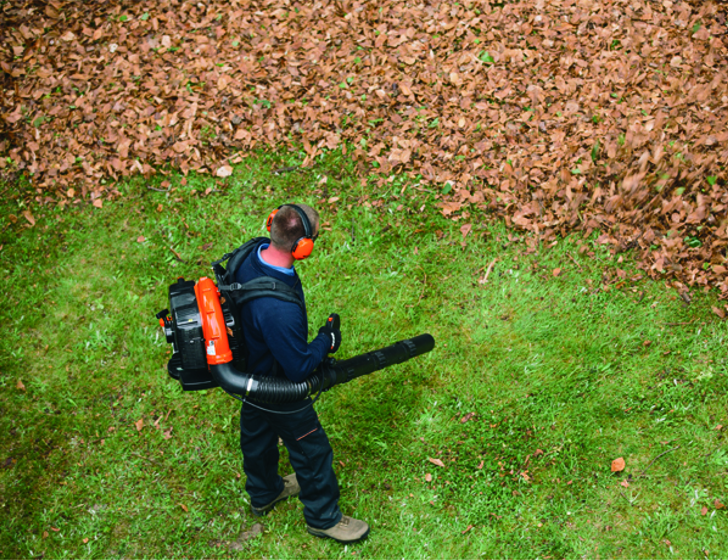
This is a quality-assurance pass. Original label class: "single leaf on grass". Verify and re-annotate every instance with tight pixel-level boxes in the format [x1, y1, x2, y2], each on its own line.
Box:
[428, 457, 445, 468]
[620, 480, 630, 488]
[711, 306, 725, 319]
[179, 503, 189, 512]
[83, 538, 89, 544]
[169, 247, 184, 261]
[23, 211, 35, 226]
[477, 460, 484, 469]
[611, 457, 626, 472]
[16, 379, 26, 391]
[92, 199, 103, 208]
[715, 500, 725, 510]
[134, 418, 144, 432]
[460, 412, 475, 423]
[425, 473, 432, 482]
[462, 524, 473, 534]
[701, 506, 708, 516]
[216, 165, 233, 178]
[460, 224, 472, 239]
[137, 236, 145, 243]
[552, 268, 562, 277]
[163, 427, 173, 439]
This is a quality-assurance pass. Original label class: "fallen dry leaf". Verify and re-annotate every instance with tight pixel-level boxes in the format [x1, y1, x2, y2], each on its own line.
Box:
[460, 412, 475, 424]
[179, 503, 189, 512]
[22, 210, 35, 226]
[134, 418, 144, 432]
[16, 379, 25, 391]
[425, 473, 432, 482]
[611, 457, 626, 472]
[552, 268, 562, 277]
[216, 165, 233, 178]
[461, 524, 473, 534]
[701, 506, 708, 516]
[620, 480, 630, 488]
[428, 457, 445, 468]
[168, 247, 184, 262]
[136, 236, 145, 243]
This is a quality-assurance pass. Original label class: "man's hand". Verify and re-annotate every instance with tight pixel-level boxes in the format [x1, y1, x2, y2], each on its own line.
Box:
[318, 313, 342, 353]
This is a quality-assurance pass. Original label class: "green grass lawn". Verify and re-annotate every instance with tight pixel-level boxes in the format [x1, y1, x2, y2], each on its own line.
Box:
[1, 150, 726, 559]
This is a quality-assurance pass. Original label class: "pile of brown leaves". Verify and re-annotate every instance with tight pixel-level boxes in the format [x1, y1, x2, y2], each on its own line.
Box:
[1, 0, 727, 293]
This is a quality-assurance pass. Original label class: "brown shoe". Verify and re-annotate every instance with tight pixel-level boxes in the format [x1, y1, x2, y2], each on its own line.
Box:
[250, 473, 300, 516]
[307, 516, 370, 543]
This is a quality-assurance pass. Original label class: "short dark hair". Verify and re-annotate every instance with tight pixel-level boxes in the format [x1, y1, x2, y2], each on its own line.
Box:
[270, 204, 319, 251]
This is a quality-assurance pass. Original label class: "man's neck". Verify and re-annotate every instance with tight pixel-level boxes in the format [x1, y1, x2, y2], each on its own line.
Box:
[260, 243, 294, 270]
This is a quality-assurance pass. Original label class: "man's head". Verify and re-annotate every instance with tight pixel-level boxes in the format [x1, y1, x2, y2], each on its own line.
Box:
[268, 204, 319, 259]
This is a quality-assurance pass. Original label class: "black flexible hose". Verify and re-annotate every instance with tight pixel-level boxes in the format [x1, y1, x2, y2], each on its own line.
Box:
[209, 333, 435, 403]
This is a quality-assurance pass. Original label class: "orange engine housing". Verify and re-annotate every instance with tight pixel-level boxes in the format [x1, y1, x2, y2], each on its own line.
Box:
[193, 277, 233, 365]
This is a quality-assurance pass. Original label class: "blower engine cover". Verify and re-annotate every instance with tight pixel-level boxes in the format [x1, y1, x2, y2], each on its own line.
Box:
[159, 278, 227, 390]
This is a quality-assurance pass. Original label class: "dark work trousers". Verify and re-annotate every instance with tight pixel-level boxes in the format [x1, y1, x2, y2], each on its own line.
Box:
[240, 398, 342, 529]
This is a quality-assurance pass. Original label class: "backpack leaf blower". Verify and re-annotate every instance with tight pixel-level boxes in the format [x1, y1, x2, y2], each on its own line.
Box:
[156, 276, 435, 403]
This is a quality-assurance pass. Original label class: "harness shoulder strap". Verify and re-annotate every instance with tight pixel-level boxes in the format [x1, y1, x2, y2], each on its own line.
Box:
[219, 276, 303, 308]
[213, 237, 269, 285]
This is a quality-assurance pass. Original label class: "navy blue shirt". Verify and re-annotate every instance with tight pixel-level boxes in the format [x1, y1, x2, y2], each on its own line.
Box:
[235, 239, 329, 383]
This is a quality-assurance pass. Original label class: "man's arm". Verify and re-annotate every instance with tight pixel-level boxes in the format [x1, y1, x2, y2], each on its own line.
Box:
[252, 297, 331, 383]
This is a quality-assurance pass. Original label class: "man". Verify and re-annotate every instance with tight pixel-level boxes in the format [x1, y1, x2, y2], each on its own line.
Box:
[234, 203, 369, 543]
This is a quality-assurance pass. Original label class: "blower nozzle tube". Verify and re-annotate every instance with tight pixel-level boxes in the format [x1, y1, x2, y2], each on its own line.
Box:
[209, 333, 435, 403]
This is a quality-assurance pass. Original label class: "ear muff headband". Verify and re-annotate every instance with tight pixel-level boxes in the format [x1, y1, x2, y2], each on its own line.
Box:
[266, 204, 315, 260]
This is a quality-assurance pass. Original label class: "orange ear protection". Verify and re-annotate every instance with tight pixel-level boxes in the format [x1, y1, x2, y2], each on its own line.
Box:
[266, 204, 316, 260]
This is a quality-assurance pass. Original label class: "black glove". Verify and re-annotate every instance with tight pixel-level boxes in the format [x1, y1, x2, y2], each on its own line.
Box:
[318, 313, 342, 354]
